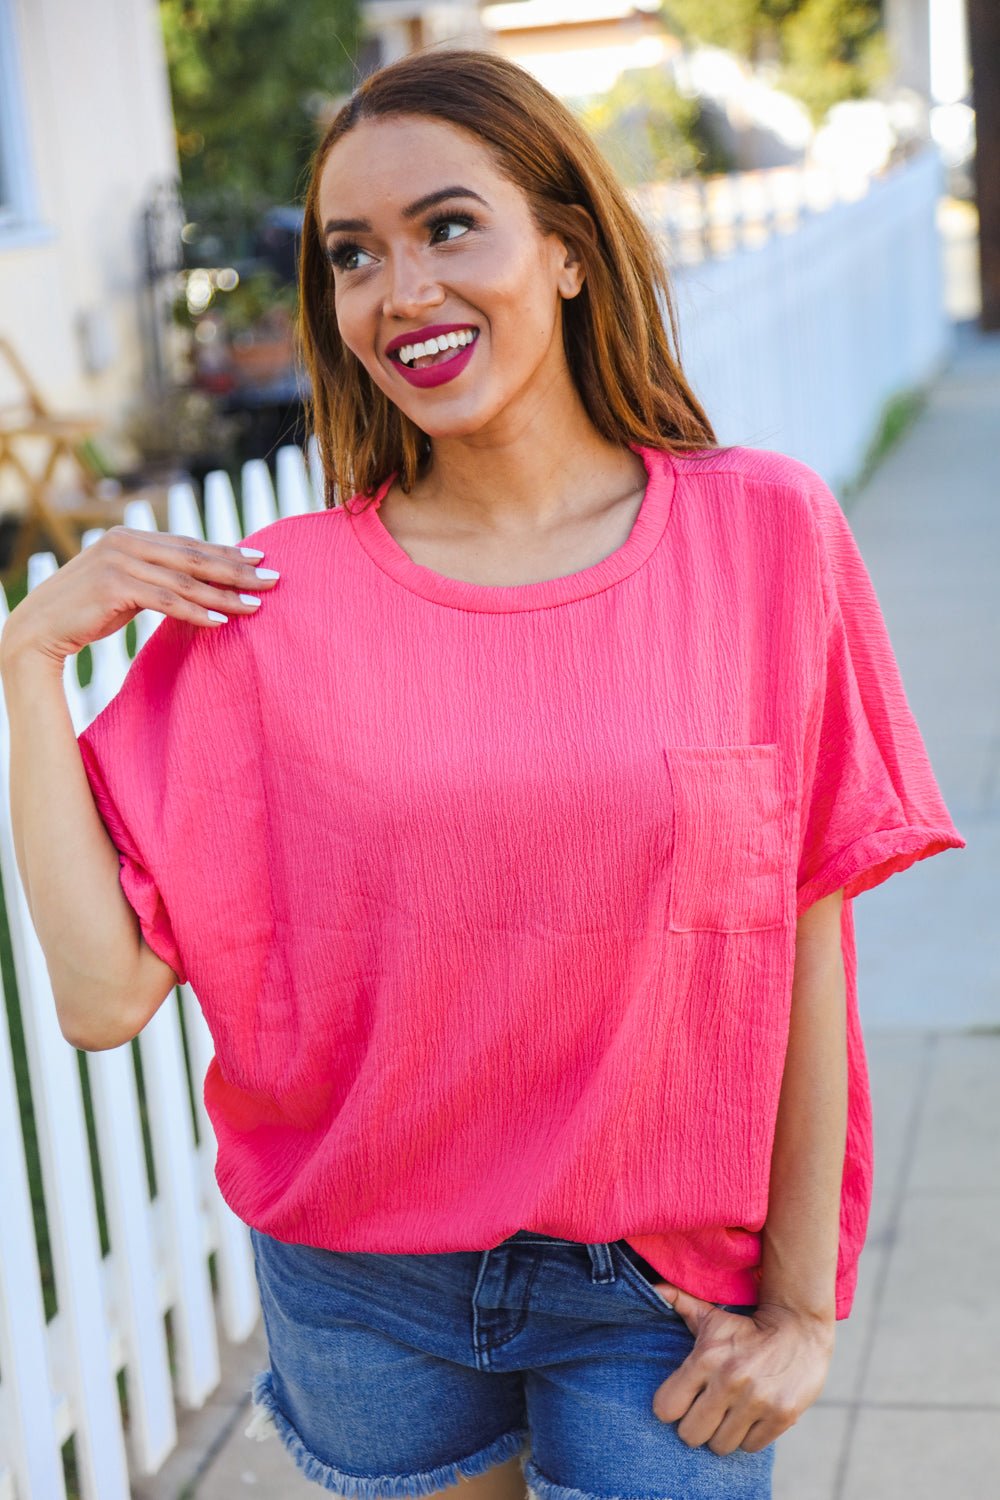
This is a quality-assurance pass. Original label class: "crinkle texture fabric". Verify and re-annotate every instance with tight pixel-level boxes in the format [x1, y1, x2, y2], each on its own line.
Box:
[77, 444, 965, 1318]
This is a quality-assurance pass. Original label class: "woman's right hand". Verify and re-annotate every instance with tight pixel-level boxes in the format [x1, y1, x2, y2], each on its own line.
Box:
[1, 526, 280, 668]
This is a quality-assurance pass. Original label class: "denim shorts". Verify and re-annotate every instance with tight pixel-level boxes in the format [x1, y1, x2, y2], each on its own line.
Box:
[247, 1227, 776, 1500]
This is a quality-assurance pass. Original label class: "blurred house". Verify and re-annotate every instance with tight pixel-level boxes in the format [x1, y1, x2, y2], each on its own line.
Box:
[0, 0, 178, 447]
[361, 0, 488, 64]
[481, 0, 675, 100]
[359, 0, 676, 95]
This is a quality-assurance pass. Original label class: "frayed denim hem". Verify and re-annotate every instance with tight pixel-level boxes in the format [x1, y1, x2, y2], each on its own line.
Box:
[523, 1449, 775, 1500]
[524, 1460, 660, 1500]
[524, 1460, 685, 1500]
[247, 1370, 531, 1497]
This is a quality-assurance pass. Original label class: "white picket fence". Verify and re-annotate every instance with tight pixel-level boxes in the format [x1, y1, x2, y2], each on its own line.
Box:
[635, 156, 885, 267]
[666, 144, 951, 491]
[0, 142, 949, 1500]
[0, 447, 325, 1500]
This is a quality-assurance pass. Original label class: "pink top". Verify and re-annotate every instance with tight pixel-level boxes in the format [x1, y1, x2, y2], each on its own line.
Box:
[77, 444, 965, 1318]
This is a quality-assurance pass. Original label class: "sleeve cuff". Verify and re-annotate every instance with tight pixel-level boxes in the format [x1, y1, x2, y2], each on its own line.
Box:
[796, 824, 967, 916]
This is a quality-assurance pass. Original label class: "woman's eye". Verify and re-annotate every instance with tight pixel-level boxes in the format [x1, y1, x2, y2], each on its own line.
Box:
[327, 214, 475, 271]
[429, 215, 475, 244]
[328, 244, 375, 272]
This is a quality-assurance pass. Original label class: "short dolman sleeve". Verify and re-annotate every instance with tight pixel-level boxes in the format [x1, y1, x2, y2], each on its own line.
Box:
[76, 613, 230, 988]
[795, 477, 965, 914]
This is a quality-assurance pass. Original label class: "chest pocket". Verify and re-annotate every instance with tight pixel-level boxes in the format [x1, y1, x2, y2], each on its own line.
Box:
[663, 744, 791, 932]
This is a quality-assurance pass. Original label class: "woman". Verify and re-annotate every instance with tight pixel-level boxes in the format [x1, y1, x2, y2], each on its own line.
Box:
[1, 48, 964, 1500]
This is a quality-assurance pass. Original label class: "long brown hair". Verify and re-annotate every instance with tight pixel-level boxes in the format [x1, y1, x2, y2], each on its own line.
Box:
[298, 48, 721, 507]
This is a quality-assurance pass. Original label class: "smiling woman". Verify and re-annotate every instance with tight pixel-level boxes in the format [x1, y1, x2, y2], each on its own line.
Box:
[297, 49, 720, 510]
[48, 41, 966, 1500]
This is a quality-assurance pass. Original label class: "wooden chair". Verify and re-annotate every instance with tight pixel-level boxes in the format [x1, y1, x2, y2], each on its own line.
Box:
[0, 336, 169, 578]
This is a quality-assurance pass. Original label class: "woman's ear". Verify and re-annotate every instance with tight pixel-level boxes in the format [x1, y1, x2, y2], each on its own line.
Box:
[556, 204, 599, 300]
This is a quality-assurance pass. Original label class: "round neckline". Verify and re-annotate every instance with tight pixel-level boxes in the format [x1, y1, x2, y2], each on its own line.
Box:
[344, 443, 676, 613]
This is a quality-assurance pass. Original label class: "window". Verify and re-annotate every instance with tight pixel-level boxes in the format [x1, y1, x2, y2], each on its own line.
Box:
[0, 0, 41, 236]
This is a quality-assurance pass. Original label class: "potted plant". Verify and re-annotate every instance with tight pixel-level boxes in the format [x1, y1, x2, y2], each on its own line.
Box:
[176, 268, 299, 392]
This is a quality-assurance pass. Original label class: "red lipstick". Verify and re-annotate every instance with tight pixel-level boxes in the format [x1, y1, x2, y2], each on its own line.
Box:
[384, 322, 477, 355]
[387, 327, 480, 389]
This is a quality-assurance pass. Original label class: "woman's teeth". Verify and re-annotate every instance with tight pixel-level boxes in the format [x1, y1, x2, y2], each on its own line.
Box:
[396, 329, 478, 369]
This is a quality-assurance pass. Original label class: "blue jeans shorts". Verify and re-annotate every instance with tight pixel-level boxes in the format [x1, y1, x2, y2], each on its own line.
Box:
[247, 1227, 776, 1500]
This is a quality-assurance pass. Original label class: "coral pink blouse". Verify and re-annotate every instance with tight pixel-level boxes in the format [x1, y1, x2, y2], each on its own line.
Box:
[77, 444, 964, 1317]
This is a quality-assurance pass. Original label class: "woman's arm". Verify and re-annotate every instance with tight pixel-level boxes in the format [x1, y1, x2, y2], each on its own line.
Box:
[650, 887, 847, 1453]
[757, 885, 847, 1326]
[0, 636, 177, 1051]
[0, 526, 276, 1050]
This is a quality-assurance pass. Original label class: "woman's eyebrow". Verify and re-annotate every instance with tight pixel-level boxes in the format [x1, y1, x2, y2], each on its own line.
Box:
[323, 186, 490, 236]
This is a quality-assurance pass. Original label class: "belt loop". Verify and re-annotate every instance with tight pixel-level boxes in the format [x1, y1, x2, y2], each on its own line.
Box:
[587, 1242, 616, 1283]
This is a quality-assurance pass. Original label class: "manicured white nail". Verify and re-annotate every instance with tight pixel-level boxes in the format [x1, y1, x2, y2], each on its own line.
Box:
[240, 547, 265, 559]
[255, 567, 280, 579]
[207, 610, 228, 623]
[239, 594, 261, 607]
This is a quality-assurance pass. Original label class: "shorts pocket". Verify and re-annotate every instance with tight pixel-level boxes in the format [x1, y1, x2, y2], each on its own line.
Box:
[615, 1252, 686, 1323]
[664, 743, 791, 932]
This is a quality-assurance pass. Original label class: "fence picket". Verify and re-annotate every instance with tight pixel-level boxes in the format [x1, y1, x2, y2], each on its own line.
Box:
[240, 458, 280, 533]
[276, 443, 317, 516]
[203, 470, 242, 545]
[136, 1001, 220, 1409]
[0, 955, 66, 1500]
[166, 481, 205, 546]
[179, 985, 259, 1344]
[306, 434, 326, 507]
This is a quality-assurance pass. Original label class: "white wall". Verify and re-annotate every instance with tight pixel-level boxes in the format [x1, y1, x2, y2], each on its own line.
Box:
[0, 0, 178, 434]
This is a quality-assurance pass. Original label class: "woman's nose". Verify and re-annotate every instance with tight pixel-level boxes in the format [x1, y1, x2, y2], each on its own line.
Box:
[381, 249, 444, 320]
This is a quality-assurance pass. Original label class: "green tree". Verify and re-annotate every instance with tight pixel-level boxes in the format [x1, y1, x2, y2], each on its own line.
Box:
[159, 0, 361, 204]
[780, 0, 890, 120]
[659, 0, 888, 123]
[580, 69, 733, 183]
[659, 0, 794, 60]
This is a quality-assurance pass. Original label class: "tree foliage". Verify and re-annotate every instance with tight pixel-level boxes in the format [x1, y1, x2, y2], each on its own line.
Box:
[580, 70, 733, 183]
[659, 0, 889, 122]
[159, 0, 361, 205]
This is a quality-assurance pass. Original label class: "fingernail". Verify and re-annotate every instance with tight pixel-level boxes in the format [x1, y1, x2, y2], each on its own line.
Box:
[207, 610, 228, 623]
[255, 567, 280, 580]
[239, 594, 262, 607]
[240, 547, 265, 559]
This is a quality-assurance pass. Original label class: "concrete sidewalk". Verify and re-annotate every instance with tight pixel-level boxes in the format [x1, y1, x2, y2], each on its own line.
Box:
[769, 319, 1000, 1498]
[136, 325, 999, 1500]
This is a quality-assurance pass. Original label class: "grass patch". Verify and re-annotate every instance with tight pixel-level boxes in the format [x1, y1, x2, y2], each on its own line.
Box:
[842, 386, 929, 508]
[1, 562, 28, 612]
[0, 875, 57, 1321]
[61, 1435, 80, 1500]
[77, 1051, 111, 1257]
[132, 1036, 159, 1198]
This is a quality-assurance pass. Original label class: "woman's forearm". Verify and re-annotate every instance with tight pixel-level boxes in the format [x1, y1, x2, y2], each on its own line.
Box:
[757, 887, 847, 1329]
[0, 629, 175, 1050]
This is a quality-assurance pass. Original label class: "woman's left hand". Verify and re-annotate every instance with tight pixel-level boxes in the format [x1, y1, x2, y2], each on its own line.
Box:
[648, 1281, 836, 1455]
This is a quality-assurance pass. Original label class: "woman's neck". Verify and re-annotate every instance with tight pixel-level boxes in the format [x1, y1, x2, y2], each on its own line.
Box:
[375, 414, 651, 589]
[401, 412, 648, 537]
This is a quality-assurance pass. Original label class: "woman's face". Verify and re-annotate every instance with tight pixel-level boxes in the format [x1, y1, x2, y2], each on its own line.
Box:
[316, 113, 585, 441]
